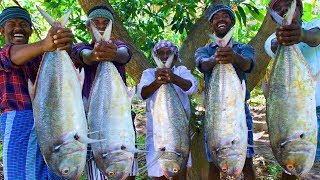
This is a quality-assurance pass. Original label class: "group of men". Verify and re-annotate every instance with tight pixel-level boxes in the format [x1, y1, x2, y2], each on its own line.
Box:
[0, 0, 319, 179]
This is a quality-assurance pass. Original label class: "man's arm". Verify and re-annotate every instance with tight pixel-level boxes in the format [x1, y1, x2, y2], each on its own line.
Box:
[10, 27, 74, 65]
[275, 21, 320, 48]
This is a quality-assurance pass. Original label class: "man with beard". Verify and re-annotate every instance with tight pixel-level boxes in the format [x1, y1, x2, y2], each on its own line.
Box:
[264, 0, 320, 179]
[0, 6, 74, 179]
[195, 4, 256, 179]
[71, 5, 137, 180]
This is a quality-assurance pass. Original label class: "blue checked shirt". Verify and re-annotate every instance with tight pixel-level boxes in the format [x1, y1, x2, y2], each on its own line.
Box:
[195, 40, 255, 100]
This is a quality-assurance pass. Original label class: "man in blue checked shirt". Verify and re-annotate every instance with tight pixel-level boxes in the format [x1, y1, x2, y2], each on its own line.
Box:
[195, 4, 256, 180]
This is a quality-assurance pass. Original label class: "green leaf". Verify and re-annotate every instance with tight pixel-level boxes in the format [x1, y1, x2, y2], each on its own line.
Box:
[237, 5, 247, 27]
[156, 17, 164, 29]
[235, 11, 243, 27]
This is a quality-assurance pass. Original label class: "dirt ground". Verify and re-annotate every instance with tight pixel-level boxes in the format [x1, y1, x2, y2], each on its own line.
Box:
[134, 104, 320, 179]
[0, 102, 318, 180]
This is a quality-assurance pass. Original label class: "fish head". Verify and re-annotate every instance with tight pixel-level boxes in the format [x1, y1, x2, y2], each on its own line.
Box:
[214, 150, 245, 177]
[96, 151, 133, 179]
[211, 137, 246, 177]
[278, 140, 316, 176]
[46, 141, 86, 178]
[160, 160, 181, 179]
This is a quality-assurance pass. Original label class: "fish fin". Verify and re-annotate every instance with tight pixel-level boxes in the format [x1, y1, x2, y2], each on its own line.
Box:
[28, 79, 35, 101]
[241, 80, 246, 102]
[267, 8, 284, 25]
[262, 80, 269, 98]
[164, 53, 175, 68]
[267, 0, 296, 25]
[127, 86, 136, 102]
[36, 6, 56, 27]
[284, 0, 296, 25]
[90, 22, 103, 42]
[87, 130, 100, 135]
[152, 52, 165, 68]
[59, 9, 72, 27]
[102, 21, 113, 41]
[79, 136, 108, 144]
[207, 27, 235, 47]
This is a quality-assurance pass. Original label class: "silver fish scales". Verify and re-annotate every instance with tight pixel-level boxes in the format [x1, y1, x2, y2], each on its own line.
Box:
[30, 7, 87, 179]
[266, 0, 318, 176]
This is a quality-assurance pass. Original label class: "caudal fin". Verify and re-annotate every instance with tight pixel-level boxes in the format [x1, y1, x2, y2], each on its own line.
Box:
[36, 6, 71, 27]
[267, 0, 296, 25]
[207, 27, 235, 47]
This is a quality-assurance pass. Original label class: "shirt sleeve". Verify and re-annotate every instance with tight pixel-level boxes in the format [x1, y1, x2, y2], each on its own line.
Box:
[113, 40, 132, 66]
[175, 66, 198, 95]
[70, 43, 94, 68]
[239, 44, 256, 73]
[136, 68, 156, 100]
[264, 33, 276, 60]
[195, 46, 213, 74]
[0, 45, 21, 72]
[303, 19, 320, 30]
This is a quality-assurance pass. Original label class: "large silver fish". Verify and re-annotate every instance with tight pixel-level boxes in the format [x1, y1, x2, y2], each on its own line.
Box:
[29, 7, 87, 179]
[86, 22, 136, 179]
[265, 0, 318, 176]
[205, 28, 247, 177]
[151, 53, 190, 179]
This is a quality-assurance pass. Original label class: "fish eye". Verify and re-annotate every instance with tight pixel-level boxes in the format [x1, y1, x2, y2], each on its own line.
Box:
[108, 171, 115, 176]
[173, 168, 179, 172]
[61, 167, 70, 176]
[231, 140, 236, 145]
[300, 133, 304, 138]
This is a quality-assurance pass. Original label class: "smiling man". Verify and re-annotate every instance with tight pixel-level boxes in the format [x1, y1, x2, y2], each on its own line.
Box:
[0, 6, 74, 179]
[195, 4, 256, 180]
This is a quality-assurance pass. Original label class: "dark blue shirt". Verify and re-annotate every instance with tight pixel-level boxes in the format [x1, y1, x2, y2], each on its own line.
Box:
[195, 40, 255, 100]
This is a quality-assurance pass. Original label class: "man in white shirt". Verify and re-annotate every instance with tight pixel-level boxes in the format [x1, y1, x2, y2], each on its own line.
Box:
[137, 40, 198, 179]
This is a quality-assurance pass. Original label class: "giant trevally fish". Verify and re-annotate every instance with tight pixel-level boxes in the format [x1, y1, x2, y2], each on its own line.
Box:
[265, 0, 318, 176]
[28, 7, 88, 179]
[205, 28, 248, 177]
[151, 52, 190, 179]
[86, 21, 136, 180]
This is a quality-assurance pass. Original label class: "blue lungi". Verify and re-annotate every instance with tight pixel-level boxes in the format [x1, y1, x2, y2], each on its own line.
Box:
[204, 103, 254, 162]
[0, 110, 61, 180]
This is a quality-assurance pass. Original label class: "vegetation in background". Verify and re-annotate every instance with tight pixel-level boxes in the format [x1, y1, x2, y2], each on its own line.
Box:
[0, 0, 319, 178]
[266, 164, 282, 179]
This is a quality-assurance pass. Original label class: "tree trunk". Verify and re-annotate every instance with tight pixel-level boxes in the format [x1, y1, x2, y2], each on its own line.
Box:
[247, 13, 276, 91]
[179, 7, 212, 71]
[77, 0, 153, 83]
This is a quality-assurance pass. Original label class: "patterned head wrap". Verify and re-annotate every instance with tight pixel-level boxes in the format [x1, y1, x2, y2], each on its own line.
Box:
[86, 6, 114, 25]
[269, 0, 303, 14]
[0, 6, 32, 27]
[208, 4, 235, 24]
[152, 40, 180, 62]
